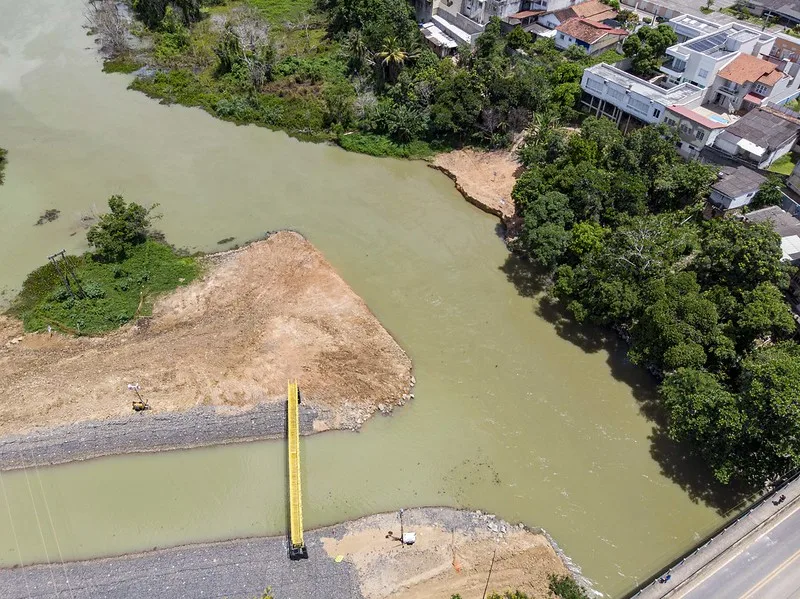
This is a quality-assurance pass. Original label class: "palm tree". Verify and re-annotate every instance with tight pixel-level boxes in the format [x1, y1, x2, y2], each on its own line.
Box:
[343, 30, 371, 74]
[376, 37, 409, 83]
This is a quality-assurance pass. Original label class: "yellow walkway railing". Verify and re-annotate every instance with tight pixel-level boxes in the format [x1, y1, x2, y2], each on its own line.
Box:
[287, 380, 307, 559]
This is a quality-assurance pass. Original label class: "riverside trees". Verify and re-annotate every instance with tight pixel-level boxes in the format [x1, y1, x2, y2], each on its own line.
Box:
[512, 118, 800, 487]
[0, 147, 7, 184]
[115, 0, 622, 156]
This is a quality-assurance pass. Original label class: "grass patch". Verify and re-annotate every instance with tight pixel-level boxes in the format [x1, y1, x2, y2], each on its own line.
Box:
[768, 153, 797, 176]
[337, 133, 435, 159]
[720, 7, 771, 26]
[7, 241, 199, 334]
[244, 0, 315, 25]
[103, 56, 142, 74]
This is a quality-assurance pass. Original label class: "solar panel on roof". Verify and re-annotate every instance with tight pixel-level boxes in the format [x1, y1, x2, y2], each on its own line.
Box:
[686, 31, 728, 53]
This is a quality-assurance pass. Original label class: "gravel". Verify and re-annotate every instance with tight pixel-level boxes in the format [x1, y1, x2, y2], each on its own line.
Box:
[0, 507, 526, 599]
[0, 402, 322, 471]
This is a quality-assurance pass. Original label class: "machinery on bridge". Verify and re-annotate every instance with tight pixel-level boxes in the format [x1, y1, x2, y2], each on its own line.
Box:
[287, 380, 308, 560]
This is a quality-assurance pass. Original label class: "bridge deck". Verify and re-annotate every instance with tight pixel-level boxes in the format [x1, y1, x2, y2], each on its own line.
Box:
[287, 380, 306, 558]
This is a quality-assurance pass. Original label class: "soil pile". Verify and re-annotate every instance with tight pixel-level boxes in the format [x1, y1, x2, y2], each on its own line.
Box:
[322, 510, 569, 599]
[0, 232, 411, 438]
[432, 149, 521, 220]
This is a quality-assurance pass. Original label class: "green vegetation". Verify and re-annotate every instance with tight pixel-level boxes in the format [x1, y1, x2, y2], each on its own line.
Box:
[767, 152, 797, 175]
[451, 575, 589, 599]
[751, 175, 786, 209]
[513, 117, 800, 486]
[0, 147, 7, 184]
[622, 23, 678, 76]
[7, 197, 198, 335]
[97, 0, 627, 157]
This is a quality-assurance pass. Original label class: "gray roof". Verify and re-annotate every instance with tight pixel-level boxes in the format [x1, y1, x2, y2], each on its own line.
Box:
[712, 166, 767, 198]
[724, 107, 800, 151]
[760, 0, 800, 20]
[585, 63, 703, 104]
[746, 205, 800, 237]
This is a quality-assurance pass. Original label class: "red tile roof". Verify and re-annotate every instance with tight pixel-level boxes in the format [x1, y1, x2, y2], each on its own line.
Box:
[553, 0, 617, 23]
[718, 53, 786, 87]
[556, 18, 628, 45]
[667, 105, 728, 130]
[510, 10, 544, 19]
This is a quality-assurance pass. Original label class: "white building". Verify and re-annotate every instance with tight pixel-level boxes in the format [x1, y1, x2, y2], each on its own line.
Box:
[713, 105, 800, 169]
[708, 165, 767, 211]
[580, 63, 704, 129]
[660, 23, 777, 89]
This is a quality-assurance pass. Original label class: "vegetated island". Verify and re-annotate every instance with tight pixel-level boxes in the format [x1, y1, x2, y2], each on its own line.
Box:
[0, 508, 589, 599]
[0, 196, 412, 467]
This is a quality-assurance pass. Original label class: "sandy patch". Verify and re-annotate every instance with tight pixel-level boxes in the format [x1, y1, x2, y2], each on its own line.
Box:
[432, 149, 521, 220]
[0, 232, 412, 438]
[321, 511, 568, 599]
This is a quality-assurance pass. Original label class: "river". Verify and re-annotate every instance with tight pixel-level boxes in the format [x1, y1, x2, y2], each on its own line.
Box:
[0, 0, 728, 595]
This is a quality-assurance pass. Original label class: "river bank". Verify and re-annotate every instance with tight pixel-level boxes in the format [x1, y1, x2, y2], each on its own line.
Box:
[0, 507, 579, 599]
[0, 232, 412, 467]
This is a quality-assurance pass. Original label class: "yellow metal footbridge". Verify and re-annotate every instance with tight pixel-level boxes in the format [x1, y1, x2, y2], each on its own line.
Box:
[287, 380, 308, 559]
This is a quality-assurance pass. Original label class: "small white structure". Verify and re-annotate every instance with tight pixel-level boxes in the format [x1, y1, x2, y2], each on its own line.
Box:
[708, 166, 767, 211]
[402, 532, 416, 545]
[713, 105, 800, 169]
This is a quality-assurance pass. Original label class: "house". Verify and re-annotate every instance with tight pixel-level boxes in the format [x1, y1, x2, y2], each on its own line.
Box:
[713, 105, 800, 169]
[580, 63, 704, 130]
[555, 18, 628, 55]
[538, 0, 617, 30]
[665, 104, 730, 158]
[708, 166, 767, 211]
[707, 53, 797, 113]
[740, 0, 800, 28]
[668, 14, 721, 44]
[660, 23, 778, 89]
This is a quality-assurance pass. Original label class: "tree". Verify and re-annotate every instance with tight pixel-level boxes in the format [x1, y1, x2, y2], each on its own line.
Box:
[623, 24, 678, 76]
[549, 574, 590, 599]
[736, 343, 800, 483]
[376, 36, 413, 83]
[323, 82, 357, 128]
[506, 26, 530, 50]
[735, 282, 796, 347]
[662, 368, 744, 484]
[696, 218, 788, 294]
[87, 0, 130, 57]
[86, 196, 158, 262]
[0, 147, 7, 185]
[751, 175, 784, 210]
[629, 272, 732, 371]
[517, 191, 574, 268]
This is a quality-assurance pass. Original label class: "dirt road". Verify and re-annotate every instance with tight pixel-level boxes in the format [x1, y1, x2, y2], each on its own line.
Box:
[0, 232, 412, 440]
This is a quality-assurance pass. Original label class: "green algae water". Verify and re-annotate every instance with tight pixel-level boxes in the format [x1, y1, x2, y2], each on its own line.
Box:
[0, 0, 727, 595]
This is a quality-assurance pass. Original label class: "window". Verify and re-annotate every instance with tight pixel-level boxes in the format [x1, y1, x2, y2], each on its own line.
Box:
[652, 108, 662, 118]
[665, 117, 677, 127]
[607, 87, 625, 101]
[695, 130, 705, 141]
[585, 78, 603, 92]
[753, 82, 769, 95]
[558, 33, 565, 40]
[627, 97, 649, 113]
[698, 68, 709, 80]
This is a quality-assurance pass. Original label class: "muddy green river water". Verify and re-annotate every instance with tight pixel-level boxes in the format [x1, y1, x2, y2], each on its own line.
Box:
[0, 0, 728, 595]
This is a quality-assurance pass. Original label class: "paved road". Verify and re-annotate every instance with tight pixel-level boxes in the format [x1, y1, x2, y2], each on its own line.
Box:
[674, 498, 800, 599]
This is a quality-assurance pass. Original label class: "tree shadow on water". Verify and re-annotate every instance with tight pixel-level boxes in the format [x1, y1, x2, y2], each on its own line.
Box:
[500, 252, 754, 515]
[650, 427, 756, 516]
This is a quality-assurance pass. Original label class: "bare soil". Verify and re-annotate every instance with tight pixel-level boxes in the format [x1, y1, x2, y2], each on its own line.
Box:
[321, 511, 569, 599]
[432, 149, 522, 220]
[0, 232, 412, 438]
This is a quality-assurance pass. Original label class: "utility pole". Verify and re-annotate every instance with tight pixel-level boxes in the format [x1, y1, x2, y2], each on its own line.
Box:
[48, 250, 85, 298]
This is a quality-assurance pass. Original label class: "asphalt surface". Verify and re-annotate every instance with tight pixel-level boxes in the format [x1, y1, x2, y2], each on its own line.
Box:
[673, 498, 800, 599]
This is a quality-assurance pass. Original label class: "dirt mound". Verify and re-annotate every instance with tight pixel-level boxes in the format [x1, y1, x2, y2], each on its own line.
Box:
[432, 149, 521, 220]
[322, 510, 569, 599]
[0, 232, 412, 438]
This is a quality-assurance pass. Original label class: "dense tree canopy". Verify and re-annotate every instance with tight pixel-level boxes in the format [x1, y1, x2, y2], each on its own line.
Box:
[87, 196, 158, 262]
[512, 114, 799, 486]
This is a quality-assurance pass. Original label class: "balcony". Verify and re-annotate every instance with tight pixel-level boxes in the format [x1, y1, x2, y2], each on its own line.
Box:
[718, 83, 740, 96]
[660, 58, 687, 79]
